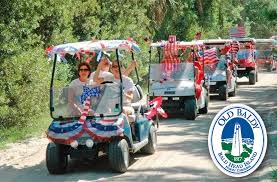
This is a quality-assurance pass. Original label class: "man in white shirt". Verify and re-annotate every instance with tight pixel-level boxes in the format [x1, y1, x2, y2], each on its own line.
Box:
[110, 61, 135, 115]
[90, 57, 114, 85]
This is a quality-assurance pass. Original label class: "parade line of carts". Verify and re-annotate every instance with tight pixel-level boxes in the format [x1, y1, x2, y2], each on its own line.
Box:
[45, 36, 276, 174]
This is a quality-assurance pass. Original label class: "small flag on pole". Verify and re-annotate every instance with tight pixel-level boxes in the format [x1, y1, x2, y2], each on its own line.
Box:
[229, 26, 246, 38]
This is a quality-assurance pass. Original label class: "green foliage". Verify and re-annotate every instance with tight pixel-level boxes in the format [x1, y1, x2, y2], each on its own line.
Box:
[0, 48, 51, 128]
[222, 142, 253, 163]
[0, 0, 275, 130]
[272, 169, 277, 182]
[243, 144, 253, 154]
[222, 142, 232, 151]
[245, 0, 277, 38]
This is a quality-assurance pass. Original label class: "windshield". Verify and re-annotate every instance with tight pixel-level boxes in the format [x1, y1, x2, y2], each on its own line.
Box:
[49, 50, 136, 119]
[149, 46, 198, 81]
[256, 44, 272, 58]
[150, 62, 194, 81]
[51, 83, 122, 119]
[237, 49, 252, 60]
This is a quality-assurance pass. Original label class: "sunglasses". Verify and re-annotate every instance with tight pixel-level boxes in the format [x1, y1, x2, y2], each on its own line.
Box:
[79, 68, 89, 72]
[112, 65, 119, 68]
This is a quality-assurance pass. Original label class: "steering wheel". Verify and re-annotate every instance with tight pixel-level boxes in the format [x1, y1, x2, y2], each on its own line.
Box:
[100, 81, 114, 84]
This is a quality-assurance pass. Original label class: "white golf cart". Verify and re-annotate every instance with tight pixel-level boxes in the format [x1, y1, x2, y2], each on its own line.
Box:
[148, 36, 208, 120]
[202, 39, 238, 100]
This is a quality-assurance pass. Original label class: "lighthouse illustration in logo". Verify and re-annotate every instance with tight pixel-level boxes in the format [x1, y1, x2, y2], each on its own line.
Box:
[231, 123, 243, 156]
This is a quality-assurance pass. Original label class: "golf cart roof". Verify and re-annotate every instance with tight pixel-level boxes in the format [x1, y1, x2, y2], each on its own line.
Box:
[49, 39, 141, 56]
[150, 40, 204, 48]
[232, 38, 256, 44]
[255, 39, 275, 44]
[201, 39, 234, 45]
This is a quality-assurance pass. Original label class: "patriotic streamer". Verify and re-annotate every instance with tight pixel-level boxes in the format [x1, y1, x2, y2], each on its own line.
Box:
[79, 86, 101, 124]
[47, 85, 125, 144]
[80, 86, 101, 104]
[47, 117, 125, 144]
[145, 96, 168, 119]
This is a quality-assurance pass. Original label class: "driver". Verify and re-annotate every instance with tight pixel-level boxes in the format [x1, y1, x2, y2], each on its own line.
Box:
[91, 57, 137, 85]
[90, 57, 114, 85]
[110, 60, 135, 115]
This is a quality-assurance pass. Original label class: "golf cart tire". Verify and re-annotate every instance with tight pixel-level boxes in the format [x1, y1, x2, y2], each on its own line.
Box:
[249, 70, 256, 85]
[266, 64, 272, 72]
[228, 83, 236, 97]
[198, 96, 208, 114]
[141, 125, 157, 154]
[184, 98, 197, 120]
[46, 143, 68, 174]
[219, 84, 228, 100]
[108, 139, 129, 173]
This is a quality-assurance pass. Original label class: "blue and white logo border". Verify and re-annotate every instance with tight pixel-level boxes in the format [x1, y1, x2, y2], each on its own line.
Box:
[208, 104, 267, 177]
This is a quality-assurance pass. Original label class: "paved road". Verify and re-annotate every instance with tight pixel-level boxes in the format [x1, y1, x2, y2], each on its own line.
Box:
[0, 72, 276, 182]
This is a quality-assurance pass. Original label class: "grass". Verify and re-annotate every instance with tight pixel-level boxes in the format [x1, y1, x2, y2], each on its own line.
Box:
[0, 114, 51, 149]
[272, 169, 277, 182]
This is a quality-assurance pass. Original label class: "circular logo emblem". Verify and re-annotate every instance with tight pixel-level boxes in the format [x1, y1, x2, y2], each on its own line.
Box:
[208, 104, 267, 177]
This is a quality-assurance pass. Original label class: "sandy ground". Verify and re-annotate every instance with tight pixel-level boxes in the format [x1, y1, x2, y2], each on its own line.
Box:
[0, 71, 276, 182]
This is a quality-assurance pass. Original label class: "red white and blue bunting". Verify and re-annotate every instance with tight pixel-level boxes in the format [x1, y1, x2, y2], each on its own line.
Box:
[47, 117, 125, 144]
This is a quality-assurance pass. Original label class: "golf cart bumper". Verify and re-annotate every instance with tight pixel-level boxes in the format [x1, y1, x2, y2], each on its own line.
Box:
[150, 96, 194, 114]
[237, 59, 256, 77]
[208, 81, 227, 93]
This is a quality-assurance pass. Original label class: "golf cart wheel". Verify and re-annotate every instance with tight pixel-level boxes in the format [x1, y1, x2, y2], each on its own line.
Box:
[228, 83, 236, 97]
[141, 125, 157, 154]
[266, 64, 272, 72]
[198, 96, 208, 114]
[219, 84, 228, 100]
[184, 98, 197, 120]
[108, 139, 129, 173]
[249, 70, 256, 85]
[46, 143, 68, 174]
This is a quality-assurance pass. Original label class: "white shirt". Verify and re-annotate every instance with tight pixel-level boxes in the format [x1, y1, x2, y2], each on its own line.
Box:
[114, 76, 134, 92]
[68, 78, 89, 116]
[69, 78, 88, 87]
[89, 71, 114, 85]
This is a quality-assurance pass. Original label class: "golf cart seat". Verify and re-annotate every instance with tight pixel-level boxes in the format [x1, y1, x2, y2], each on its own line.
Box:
[127, 84, 143, 123]
[131, 84, 143, 112]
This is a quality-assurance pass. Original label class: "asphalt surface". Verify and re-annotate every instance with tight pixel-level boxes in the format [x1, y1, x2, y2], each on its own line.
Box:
[0, 71, 276, 182]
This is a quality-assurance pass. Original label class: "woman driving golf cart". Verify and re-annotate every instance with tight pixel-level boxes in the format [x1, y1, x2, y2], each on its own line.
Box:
[46, 39, 158, 174]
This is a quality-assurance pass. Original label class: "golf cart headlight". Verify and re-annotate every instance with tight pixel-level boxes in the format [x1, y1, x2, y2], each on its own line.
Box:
[162, 97, 168, 100]
[85, 139, 94, 148]
[70, 140, 78, 148]
[172, 97, 179, 100]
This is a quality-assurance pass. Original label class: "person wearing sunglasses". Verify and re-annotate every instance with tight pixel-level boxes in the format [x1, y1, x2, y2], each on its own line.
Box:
[68, 62, 93, 116]
[69, 62, 91, 87]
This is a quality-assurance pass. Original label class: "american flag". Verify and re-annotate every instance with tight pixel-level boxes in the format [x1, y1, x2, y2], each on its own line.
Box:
[229, 26, 246, 38]
[204, 47, 218, 65]
[162, 35, 181, 72]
